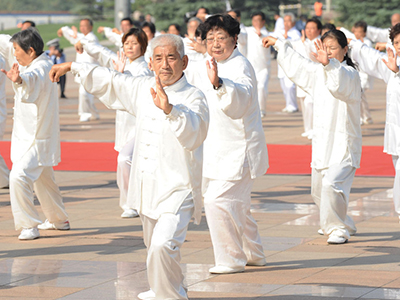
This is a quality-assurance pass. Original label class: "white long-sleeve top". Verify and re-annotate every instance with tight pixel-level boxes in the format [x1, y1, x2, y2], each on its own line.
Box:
[0, 34, 23, 70]
[103, 27, 123, 48]
[275, 38, 362, 169]
[182, 37, 207, 87]
[2, 52, 60, 165]
[0, 55, 7, 139]
[246, 26, 271, 73]
[238, 23, 248, 57]
[199, 48, 268, 180]
[80, 39, 152, 151]
[366, 25, 390, 43]
[60, 27, 99, 64]
[349, 40, 400, 156]
[71, 63, 209, 224]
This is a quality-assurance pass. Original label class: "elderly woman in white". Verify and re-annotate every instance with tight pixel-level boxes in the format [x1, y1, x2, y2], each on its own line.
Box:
[0, 28, 69, 240]
[50, 34, 209, 300]
[263, 29, 362, 244]
[348, 23, 400, 221]
[199, 14, 269, 274]
[75, 28, 152, 219]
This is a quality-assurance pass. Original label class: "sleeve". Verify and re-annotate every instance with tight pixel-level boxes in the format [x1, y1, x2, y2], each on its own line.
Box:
[275, 38, 319, 96]
[61, 26, 84, 45]
[15, 68, 45, 103]
[0, 57, 6, 103]
[0, 34, 14, 69]
[366, 26, 389, 43]
[166, 91, 209, 151]
[103, 27, 123, 48]
[81, 39, 117, 69]
[349, 39, 391, 83]
[71, 62, 150, 114]
[339, 27, 356, 40]
[322, 59, 361, 102]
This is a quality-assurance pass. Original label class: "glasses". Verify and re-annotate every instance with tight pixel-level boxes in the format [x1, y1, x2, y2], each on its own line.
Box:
[206, 36, 229, 44]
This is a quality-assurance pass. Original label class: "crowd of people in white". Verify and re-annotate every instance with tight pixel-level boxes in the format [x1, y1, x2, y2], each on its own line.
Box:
[0, 8, 399, 300]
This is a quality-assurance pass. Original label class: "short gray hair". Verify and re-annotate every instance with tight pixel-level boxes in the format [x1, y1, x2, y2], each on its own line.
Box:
[284, 12, 296, 23]
[150, 34, 185, 58]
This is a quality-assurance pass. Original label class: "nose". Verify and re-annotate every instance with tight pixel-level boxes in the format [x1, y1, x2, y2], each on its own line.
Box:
[161, 57, 169, 68]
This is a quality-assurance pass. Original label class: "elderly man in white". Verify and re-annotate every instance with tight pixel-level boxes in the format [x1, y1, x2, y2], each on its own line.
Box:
[197, 14, 268, 274]
[0, 28, 69, 240]
[57, 18, 100, 122]
[97, 17, 134, 48]
[50, 34, 209, 300]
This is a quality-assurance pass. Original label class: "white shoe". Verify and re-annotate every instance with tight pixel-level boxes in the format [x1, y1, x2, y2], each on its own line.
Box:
[38, 219, 70, 230]
[318, 229, 324, 235]
[301, 131, 310, 137]
[121, 209, 139, 218]
[209, 265, 245, 274]
[282, 107, 288, 112]
[327, 235, 348, 244]
[247, 257, 267, 266]
[18, 228, 40, 240]
[79, 113, 92, 122]
[286, 107, 299, 113]
[138, 289, 155, 300]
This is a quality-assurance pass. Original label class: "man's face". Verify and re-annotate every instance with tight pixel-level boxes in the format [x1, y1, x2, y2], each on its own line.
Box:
[13, 42, 35, 66]
[80, 20, 92, 35]
[206, 28, 236, 62]
[149, 44, 188, 86]
[392, 13, 400, 26]
[143, 26, 154, 41]
[305, 22, 320, 40]
[284, 15, 294, 31]
[353, 27, 366, 40]
[21, 22, 32, 31]
[120, 20, 132, 34]
[252, 15, 265, 30]
[168, 25, 180, 36]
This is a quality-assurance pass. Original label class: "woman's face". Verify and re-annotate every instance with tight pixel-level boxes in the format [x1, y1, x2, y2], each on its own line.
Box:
[393, 33, 400, 56]
[205, 27, 236, 62]
[123, 35, 142, 62]
[323, 37, 347, 62]
[13, 42, 36, 66]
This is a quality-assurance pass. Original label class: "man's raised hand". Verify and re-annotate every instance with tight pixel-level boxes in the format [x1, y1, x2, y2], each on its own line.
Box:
[262, 36, 277, 48]
[49, 62, 72, 83]
[150, 76, 172, 114]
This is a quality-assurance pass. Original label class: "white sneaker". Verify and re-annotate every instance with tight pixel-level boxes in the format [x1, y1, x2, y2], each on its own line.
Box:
[247, 257, 267, 266]
[18, 228, 40, 240]
[327, 235, 348, 244]
[138, 289, 155, 300]
[318, 229, 324, 235]
[209, 265, 245, 274]
[121, 209, 139, 218]
[79, 113, 92, 122]
[38, 219, 70, 230]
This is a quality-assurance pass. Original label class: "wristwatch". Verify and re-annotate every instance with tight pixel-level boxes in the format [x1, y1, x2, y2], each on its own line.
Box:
[213, 77, 223, 90]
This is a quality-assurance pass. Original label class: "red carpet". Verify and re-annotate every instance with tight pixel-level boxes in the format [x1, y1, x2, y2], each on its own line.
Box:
[0, 142, 394, 177]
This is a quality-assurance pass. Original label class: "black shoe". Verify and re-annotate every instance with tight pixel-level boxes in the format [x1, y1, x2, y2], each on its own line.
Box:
[60, 94, 67, 99]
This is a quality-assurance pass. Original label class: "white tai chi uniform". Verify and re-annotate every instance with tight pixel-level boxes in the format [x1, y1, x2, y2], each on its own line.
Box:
[349, 40, 400, 215]
[79, 39, 152, 213]
[273, 28, 301, 111]
[60, 26, 100, 120]
[238, 23, 248, 57]
[0, 42, 67, 230]
[366, 25, 390, 43]
[246, 26, 271, 116]
[275, 38, 362, 240]
[340, 27, 374, 124]
[102, 27, 123, 48]
[71, 62, 209, 299]
[198, 49, 268, 270]
[0, 55, 9, 188]
[182, 36, 207, 88]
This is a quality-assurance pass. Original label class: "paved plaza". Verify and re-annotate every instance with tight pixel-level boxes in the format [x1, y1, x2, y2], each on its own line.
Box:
[0, 47, 399, 299]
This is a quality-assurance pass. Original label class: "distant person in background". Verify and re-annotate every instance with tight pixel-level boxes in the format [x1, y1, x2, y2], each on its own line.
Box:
[296, 15, 307, 32]
[167, 23, 182, 36]
[19, 20, 36, 31]
[46, 38, 67, 98]
[98, 17, 134, 48]
[57, 18, 100, 122]
[369, 13, 400, 51]
[196, 7, 210, 22]
[321, 23, 335, 36]
[274, 13, 284, 33]
[227, 9, 247, 57]
[314, 1, 323, 20]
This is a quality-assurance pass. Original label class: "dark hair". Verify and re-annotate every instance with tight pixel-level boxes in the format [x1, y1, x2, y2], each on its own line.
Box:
[197, 7, 210, 15]
[227, 9, 241, 18]
[121, 28, 148, 56]
[251, 11, 266, 21]
[81, 18, 93, 27]
[169, 23, 181, 35]
[141, 21, 156, 35]
[321, 29, 356, 69]
[10, 27, 44, 57]
[322, 23, 335, 32]
[389, 23, 400, 43]
[195, 23, 205, 38]
[201, 14, 240, 40]
[306, 18, 322, 31]
[121, 17, 133, 25]
[22, 20, 36, 27]
[354, 21, 367, 33]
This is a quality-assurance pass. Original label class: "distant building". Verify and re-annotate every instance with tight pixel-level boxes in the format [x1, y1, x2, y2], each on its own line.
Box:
[0, 11, 79, 31]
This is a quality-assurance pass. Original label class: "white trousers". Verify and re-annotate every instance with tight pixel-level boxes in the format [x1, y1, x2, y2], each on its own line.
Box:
[116, 138, 135, 210]
[391, 155, 400, 215]
[10, 147, 68, 230]
[256, 68, 270, 114]
[203, 170, 265, 268]
[299, 95, 313, 133]
[360, 90, 372, 124]
[311, 163, 357, 239]
[0, 154, 9, 188]
[141, 197, 194, 300]
[280, 76, 297, 110]
[78, 85, 99, 118]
